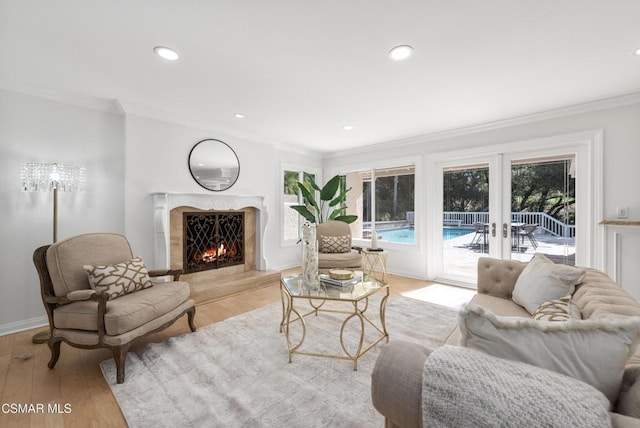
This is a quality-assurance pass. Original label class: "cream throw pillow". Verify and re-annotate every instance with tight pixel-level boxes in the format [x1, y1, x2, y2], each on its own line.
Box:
[512, 253, 585, 314]
[84, 256, 153, 300]
[458, 303, 640, 406]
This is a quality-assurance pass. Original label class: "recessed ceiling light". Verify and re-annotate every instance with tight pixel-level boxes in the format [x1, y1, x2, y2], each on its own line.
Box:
[234, 113, 245, 119]
[343, 124, 355, 131]
[634, 47, 640, 56]
[389, 45, 413, 61]
[153, 46, 179, 61]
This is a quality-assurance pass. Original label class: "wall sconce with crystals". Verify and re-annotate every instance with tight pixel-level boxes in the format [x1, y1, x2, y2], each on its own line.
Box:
[21, 162, 87, 243]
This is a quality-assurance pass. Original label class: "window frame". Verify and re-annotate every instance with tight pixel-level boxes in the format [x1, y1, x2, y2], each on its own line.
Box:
[281, 164, 322, 247]
[330, 156, 421, 251]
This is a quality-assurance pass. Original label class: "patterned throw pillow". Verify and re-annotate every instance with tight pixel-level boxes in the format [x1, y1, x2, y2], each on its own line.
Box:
[320, 235, 351, 253]
[532, 296, 581, 321]
[83, 256, 153, 300]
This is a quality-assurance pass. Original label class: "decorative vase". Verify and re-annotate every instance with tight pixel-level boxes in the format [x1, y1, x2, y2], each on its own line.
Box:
[371, 228, 378, 249]
[301, 222, 320, 290]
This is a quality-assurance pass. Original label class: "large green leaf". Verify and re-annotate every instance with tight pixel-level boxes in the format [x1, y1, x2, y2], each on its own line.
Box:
[320, 175, 341, 201]
[297, 182, 319, 211]
[304, 173, 321, 192]
[333, 215, 358, 224]
[328, 210, 342, 221]
[328, 188, 350, 207]
[290, 205, 317, 223]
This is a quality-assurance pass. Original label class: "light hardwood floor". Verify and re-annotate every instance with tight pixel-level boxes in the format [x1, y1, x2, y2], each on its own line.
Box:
[0, 270, 434, 427]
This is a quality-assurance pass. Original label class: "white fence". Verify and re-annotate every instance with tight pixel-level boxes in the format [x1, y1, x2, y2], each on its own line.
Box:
[443, 211, 575, 238]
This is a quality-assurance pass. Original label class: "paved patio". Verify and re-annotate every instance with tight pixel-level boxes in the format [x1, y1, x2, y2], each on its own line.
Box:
[443, 230, 575, 280]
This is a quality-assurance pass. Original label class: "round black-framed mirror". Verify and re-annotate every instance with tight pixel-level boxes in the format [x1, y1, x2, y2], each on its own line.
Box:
[188, 139, 240, 191]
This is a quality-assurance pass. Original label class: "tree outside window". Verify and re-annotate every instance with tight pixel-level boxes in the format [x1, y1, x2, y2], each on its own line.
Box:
[344, 165, 415, 243]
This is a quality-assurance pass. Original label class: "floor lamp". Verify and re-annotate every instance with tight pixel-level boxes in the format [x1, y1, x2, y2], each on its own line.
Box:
[21, 162, 87, 343]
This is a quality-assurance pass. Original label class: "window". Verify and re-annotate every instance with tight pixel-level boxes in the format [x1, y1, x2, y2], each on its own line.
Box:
[344, 165, 415, 244]
[282, 169, 318, 244]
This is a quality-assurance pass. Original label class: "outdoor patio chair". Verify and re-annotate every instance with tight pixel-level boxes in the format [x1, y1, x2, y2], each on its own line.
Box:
[469, 222, 487, 247]
[518, 224, 538, 249]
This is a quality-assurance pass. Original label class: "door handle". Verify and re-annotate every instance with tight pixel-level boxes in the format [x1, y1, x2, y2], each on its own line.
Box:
[503, 223, 508, 238]
[491, 223, 496, 237]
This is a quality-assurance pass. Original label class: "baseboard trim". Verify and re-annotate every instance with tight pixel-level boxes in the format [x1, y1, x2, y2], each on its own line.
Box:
[0, 316, 48, 337]
[386, 269, 427, 281]
[271, 262, 300, 271]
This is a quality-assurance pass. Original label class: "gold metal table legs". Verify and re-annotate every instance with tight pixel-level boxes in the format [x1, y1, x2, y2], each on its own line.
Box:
[279, 284, 389, 370]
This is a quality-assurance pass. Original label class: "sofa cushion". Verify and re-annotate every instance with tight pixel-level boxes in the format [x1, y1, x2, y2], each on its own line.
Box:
[458, 303, 640, 405]
[573, 269, 640, 320]
[512, 253, 585, 314]
[318, 251, 362, 269]
[531, 296, 581, 321]
[84, 256, 153, 300]
[53, 281, 191, 335]
[476, 257, 526, 299]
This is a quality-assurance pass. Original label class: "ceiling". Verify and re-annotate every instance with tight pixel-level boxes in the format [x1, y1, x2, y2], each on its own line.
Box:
[1, 1, 639, 153]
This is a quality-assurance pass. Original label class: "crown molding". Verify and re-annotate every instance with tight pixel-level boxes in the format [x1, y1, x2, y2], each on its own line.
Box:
[112, 101, 324, 157]
[0, 79, 122, 115]
[274, 143, 324, 158]
[324, 91, 640, 160]
[5, 79, 639, 159]
[116, 99, 287, 149]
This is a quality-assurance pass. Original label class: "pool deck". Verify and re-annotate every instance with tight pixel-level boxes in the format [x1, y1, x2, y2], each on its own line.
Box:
[443, 230, 576, 280]
[370, 226, 575, 282]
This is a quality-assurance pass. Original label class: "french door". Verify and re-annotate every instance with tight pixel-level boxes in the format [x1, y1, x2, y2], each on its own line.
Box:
[429, 131, 601, 287]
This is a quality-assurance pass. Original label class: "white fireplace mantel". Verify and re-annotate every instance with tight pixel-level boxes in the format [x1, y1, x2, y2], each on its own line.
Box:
[152, 192, 268, 270]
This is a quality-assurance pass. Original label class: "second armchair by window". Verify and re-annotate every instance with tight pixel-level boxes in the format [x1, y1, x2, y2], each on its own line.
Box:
[316, 221, 362, 269]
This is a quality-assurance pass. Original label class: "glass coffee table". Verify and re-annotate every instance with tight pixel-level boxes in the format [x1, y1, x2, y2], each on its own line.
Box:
[279, 270, 389, 370]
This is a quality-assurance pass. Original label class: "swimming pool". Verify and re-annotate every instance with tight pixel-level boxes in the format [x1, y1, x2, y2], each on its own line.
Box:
[375, 227, 474, 244]
[443, 227, 474, 241]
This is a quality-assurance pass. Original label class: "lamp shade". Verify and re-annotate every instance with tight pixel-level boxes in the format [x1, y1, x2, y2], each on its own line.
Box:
[21, 162, 87, 193]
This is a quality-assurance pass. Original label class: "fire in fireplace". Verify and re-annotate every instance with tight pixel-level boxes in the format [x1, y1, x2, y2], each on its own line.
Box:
[183, 211, 244, 273]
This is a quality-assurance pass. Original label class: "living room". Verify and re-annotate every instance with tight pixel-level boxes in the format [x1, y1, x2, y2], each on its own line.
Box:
[2, 1, 640, 426]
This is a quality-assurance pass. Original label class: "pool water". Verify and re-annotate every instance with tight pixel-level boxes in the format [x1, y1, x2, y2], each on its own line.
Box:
[375, 227, 474, 244]
[443, 227, 474, 240]
[377, 228, 415, 243]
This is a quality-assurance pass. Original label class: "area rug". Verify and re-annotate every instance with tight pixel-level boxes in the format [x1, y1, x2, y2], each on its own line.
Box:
[101, 295, 458, 427]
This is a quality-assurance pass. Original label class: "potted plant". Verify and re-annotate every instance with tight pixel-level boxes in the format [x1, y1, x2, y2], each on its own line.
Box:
[290, 175, 358, 224]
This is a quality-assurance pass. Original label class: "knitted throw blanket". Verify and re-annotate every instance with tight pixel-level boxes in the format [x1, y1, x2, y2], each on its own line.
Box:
[422, 346, 612, 428]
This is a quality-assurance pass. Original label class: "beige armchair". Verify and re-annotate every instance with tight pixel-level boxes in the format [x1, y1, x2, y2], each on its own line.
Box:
[316, 221, 362, 269]
[33, 233, 196, 384]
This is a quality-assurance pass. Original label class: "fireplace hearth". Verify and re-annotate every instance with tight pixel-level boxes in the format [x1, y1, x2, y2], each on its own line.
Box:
[183, 211, 244, 274]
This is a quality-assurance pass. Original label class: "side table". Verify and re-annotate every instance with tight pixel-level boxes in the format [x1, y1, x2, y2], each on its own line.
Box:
[362, 249, 388, 283]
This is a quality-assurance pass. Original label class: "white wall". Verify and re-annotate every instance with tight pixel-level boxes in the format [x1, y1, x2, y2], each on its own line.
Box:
[324, 101, 640, 280]
[123, 113, 323, 273]
[0, 93, 322, 334]
[0, 89, 125, 334]
[2, 88, 638, 334]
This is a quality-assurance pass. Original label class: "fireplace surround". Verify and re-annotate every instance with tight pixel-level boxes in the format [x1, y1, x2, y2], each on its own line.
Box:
[152, 193, 268, 272]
